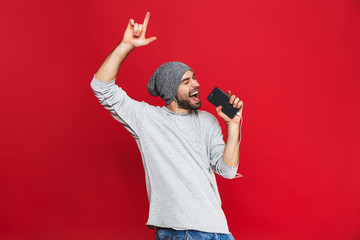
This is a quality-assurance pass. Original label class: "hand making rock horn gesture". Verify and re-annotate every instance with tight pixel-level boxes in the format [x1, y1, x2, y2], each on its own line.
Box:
[122, 12, 157, 48]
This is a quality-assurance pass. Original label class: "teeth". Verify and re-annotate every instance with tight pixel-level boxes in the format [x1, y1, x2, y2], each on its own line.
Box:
[190, 91, 199, 97]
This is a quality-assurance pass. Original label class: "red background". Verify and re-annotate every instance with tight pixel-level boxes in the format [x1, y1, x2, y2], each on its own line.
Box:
[1, 0, 359, 239]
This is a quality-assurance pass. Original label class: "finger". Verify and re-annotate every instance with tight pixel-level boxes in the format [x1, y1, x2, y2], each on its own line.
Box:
[233, 97, 240, 107]
[145, 36, 157, 44]
[127, 19, 135, 29]
[137, 24, 143, 36]
[229, 95, 236, 104]
[237, 100, 243, 109]
[216, 105, 230, 120]
[227, 90, 231, 96]
[133, 23, 139, 36]
[142, 11, 150, 34]
[216, 106, 224, 116]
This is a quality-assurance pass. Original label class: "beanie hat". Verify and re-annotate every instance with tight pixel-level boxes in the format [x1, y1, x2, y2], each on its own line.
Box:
[147, 61, 193, 105]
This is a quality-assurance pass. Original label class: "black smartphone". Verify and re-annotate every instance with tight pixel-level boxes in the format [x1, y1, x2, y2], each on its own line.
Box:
[207, 87, 242, 119]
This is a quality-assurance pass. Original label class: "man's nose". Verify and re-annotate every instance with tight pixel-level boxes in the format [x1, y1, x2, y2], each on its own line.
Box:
[192, 79, 200, 87]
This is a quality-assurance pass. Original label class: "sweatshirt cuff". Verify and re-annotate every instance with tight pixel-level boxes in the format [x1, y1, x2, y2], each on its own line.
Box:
[90, 74, 116, 89]
[221, 159, 239, 171]
[220, 159, 240, 178]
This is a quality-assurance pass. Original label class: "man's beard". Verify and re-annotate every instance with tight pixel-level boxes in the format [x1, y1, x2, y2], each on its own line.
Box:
[175, 95, 201, 111]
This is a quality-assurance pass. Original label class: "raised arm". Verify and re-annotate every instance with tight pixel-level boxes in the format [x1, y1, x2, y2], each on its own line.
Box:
[95, 12, 157, 82]
[215, 91, 244, 178]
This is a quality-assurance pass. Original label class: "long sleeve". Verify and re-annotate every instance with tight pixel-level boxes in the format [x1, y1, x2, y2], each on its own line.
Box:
[208, 115, 239, 179]
[90, 74, 147, 139]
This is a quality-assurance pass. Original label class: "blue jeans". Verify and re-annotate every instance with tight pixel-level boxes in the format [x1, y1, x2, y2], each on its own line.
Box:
[155, 227, 235, 240]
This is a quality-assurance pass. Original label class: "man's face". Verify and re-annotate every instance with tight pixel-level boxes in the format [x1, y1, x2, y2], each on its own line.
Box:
[175, 70, 201, 110]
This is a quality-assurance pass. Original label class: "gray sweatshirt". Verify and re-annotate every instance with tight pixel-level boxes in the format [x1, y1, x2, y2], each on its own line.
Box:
[90, 75, 240, 234]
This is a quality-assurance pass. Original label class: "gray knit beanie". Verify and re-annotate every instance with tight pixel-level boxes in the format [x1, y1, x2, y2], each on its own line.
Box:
[147, 61, 193, 105]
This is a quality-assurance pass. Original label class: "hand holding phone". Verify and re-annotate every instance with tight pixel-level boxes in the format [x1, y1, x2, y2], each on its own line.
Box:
[207, 87, 243, 119]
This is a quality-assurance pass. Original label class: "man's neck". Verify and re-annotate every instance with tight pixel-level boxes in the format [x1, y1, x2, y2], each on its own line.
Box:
[165, 101, 190, 114]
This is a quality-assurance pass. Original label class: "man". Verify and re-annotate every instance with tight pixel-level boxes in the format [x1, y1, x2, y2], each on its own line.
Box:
[90, 12, 244, 240]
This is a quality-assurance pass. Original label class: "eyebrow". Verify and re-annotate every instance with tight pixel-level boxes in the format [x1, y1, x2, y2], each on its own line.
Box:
[181, 73, 196, 83]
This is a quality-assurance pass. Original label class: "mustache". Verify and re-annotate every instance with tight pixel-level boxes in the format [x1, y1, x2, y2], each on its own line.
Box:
[189, 87, 200, 95]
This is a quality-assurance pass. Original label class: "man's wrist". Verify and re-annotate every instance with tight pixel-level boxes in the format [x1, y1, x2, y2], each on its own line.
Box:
[109, 40, 135, 61]
[119, 40, 135, 51]
[226, 121, 240, 129]
[226, 122, 240, 138]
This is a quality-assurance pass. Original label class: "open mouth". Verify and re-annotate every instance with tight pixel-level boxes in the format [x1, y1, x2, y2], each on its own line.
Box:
[189, 90, 200, 103]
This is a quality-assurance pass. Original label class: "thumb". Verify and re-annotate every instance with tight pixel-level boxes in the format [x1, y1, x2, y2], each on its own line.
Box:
[216, 105, 222, 113]
[146, 36, 157, 44]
